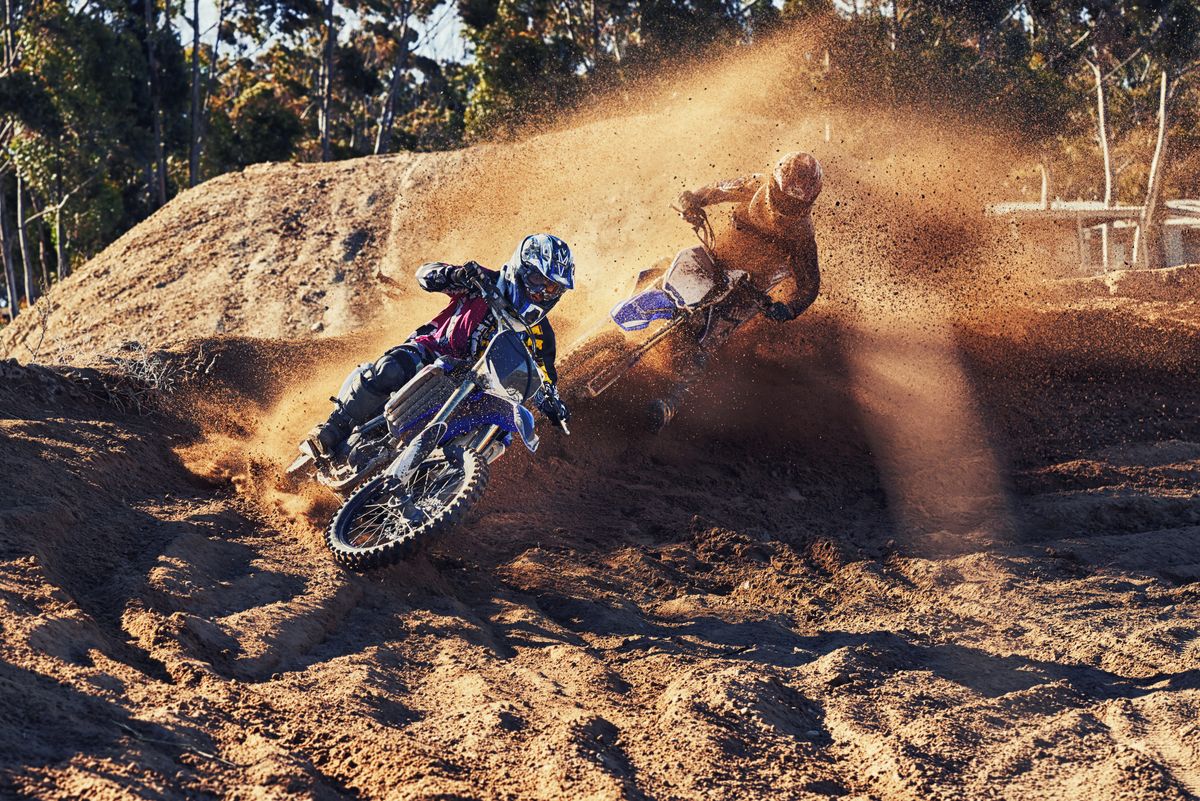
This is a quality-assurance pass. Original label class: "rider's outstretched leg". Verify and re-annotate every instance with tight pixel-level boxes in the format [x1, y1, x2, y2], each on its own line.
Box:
[650, 347, 708, 431]
[307, 344, 427, 457]
[649, 286, 759, 432]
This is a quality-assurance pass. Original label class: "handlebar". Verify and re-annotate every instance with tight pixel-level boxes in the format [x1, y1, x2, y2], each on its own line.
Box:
[472, 274, 530, 333]
[671, 203, 715, 254]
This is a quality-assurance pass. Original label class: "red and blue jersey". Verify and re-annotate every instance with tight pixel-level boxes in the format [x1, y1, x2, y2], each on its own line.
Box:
[409, 263, 559, 384]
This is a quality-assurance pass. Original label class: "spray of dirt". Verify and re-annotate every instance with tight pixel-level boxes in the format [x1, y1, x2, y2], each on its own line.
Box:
[179, 24, 1051, 541]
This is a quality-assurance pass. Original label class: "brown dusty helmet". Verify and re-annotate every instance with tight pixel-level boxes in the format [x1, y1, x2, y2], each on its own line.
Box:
[773, 152, 823, 204]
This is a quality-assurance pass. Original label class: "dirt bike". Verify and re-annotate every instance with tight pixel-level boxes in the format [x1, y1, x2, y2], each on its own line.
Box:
[561, 207, 760, 400]
[287, 277, 566, 570]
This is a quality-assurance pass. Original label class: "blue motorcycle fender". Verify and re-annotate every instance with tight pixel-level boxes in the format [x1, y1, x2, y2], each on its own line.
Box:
[438, 394, 539, 454]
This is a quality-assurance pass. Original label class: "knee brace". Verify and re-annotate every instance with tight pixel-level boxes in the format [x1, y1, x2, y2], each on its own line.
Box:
[337, 348, 422, 425]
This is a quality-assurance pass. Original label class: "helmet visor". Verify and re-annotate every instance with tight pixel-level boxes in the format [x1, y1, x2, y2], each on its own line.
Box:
[522, 269, 566, 302]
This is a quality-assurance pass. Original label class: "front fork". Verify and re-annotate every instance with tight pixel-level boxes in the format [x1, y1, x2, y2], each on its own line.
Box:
[411, 378, 508, 465]
[386, 377, 476, 483]
[468, 424, 506, 463]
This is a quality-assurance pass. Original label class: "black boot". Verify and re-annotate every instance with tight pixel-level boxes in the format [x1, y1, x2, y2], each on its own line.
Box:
[307, 348, 423, 459]
[306, 409, 353, 458]
[649, 397, 676, 432]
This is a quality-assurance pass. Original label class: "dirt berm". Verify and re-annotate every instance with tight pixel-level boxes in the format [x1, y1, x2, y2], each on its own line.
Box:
[1, 46, 1199, 799]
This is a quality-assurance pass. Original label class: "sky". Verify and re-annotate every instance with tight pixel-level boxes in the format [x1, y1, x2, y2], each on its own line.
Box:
[178, 1, 469, 63]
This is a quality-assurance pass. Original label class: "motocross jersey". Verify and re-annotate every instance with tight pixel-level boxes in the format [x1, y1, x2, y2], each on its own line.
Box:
[688, 173, 820, 316]
[410, 262, 559, 384]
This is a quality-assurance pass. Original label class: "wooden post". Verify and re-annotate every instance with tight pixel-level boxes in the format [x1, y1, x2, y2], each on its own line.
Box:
[1038, 161, 1052, 210]
[1088, 60, 1114, 272]
[1135, 71, 1169, 269]
[1076, 214, 1087, 273]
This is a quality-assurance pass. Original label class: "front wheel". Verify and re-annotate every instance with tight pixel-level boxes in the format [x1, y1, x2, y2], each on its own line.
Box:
[325, 449, 489, 570]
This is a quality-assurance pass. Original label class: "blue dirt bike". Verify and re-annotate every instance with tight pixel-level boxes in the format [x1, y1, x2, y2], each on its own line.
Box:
[287, 278, 566, 570]
[561, 208, 757, 400]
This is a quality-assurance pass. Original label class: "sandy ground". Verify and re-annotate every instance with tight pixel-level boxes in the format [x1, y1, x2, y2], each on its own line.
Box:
[1, 292, 1198, 799]
[1, 38, 1198, 796]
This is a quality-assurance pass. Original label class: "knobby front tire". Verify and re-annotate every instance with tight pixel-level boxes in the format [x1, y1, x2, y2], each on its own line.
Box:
[325, 449, 489, 570]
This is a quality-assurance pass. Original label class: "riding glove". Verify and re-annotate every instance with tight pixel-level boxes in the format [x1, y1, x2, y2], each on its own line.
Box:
[764, 301, 797, 322]
[536, 384, 570, 424]
[452, 261, 487, 292]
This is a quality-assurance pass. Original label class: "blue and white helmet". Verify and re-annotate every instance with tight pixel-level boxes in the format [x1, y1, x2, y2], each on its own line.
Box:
[498, 233, 575, 323]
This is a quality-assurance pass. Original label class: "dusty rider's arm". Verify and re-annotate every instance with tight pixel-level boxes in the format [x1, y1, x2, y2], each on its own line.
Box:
[783, 218, 820, 315]
[684, 173, 766, 209]
[415, 261, 483, 295]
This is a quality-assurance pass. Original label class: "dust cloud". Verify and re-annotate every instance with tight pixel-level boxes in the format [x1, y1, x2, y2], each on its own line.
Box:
[190, 24, 1037, 541]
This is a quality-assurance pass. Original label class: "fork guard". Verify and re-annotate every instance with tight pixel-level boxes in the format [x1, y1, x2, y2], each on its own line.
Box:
[387, 421, 449, 483]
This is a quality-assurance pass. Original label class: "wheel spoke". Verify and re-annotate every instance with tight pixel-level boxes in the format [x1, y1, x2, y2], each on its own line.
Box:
[336, 456, 473, 554]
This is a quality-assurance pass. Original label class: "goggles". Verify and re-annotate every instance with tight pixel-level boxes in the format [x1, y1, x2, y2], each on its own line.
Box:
[522, 268, 566, 302]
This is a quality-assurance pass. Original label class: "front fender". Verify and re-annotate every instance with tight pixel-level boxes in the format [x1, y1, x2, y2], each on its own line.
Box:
[442, 393, 539, 453]
[610, 288, 678, 331]
[511, 404, 539, 453]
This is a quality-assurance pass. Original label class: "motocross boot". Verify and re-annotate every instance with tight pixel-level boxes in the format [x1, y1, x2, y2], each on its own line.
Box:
[305, 368, 392, 458]
[306, 410, 353, 459]
[649, 398, 676, 432]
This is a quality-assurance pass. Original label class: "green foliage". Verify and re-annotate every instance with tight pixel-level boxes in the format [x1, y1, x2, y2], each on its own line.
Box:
[11, 0, 180, 256]
[209, 84, 305, 168]
[5, 0, 1200, 316]
[460, 0, 763, 136]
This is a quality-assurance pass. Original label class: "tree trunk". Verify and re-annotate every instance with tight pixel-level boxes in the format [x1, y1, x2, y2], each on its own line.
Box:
[320, 0, 335, 162]
[197, 0, 227, 163]
[0, 179, 18, 320]
[189, 0, 201, 187]
[26, 191, 49, 287]
[373, 17, 413, 156]
[591, 0, 600, 66]
[38, 220, 48, 288]
[145, 0, 167, 207]
[55, 207, 67, 279]
[16, 176, 35, 305]
[1136, 71, 1169, 269]
[890, 0, 899, 51]
[2, 0, 14, 71]
[53, 159, 68, 278]
[1089, 60, 1113, 272]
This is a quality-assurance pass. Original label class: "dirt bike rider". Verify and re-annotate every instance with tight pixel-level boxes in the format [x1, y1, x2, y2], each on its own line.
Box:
[652, 151, 823, 430]
[305, 234, 575, 459]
